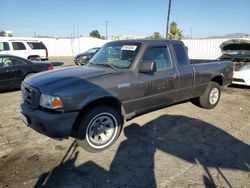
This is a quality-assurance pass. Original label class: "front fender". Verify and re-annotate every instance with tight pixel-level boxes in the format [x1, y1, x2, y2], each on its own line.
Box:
[77, 89, 119, 110]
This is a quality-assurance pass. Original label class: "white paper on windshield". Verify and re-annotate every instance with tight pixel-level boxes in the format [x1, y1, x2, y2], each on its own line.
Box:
[121, 45, 137, 51]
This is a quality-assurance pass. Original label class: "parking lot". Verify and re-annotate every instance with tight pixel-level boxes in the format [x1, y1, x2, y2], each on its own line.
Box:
[0, 58, 250, 188]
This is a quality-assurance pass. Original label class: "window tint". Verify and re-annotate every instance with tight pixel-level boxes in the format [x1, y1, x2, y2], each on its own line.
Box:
[0, 57, 13, 67]
[12, 58, 26, 65]
[90, 43, 140, 69]
[27, 42, 45, 49]
[143, 47, 172, 70]
[0, 42, 10, 51]
[12, 42, 26, 50]
[87, 48, 100, 53]
[173, 44, 189, 66]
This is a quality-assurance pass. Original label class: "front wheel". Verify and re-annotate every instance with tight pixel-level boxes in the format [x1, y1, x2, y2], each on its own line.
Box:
[198, 81, 221, 109]
[76, 106, 123, 152]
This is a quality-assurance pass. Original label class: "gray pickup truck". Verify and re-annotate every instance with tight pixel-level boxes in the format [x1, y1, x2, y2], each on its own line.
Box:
[20, 39, 233, 152]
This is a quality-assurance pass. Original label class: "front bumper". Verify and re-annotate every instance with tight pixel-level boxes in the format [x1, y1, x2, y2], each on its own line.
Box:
[232, 78, 250, 86]
[232, 72, 250, 86]
[20, 103, 79, 139]
[74, 57, 88, 65]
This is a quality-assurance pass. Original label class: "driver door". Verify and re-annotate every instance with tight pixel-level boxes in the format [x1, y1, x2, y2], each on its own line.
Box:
[0, 57, 17, 90]
[132, 46, 179, 113]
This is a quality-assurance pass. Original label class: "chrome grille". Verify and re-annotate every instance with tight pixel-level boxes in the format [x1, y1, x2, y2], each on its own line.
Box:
[21, 83, 40, 109]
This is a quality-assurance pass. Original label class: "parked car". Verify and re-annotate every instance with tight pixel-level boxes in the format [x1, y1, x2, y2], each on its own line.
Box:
[220, 39, 250, 86]
[0, 54, 53, 91]
[74, 47, 101, 65]
[20, 39, 233, 152]
[220, 39, 250, 61]
[0, 38, 49, 61]
[232, 63, 250, 86]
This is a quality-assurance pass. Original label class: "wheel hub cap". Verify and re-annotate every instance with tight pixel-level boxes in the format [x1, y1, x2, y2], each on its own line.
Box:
[88, 115, 116, 145]
[209, 88, 219, 105]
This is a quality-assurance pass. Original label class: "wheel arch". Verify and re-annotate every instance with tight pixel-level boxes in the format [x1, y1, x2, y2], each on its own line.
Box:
[23, 72, 37, 80]
[71, 96, 125, 138]
[27, 55, 41, 60]
[211, 75, 223, 86]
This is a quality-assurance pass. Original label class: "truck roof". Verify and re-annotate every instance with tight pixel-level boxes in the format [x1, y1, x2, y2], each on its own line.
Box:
[108, 39, 184, 45]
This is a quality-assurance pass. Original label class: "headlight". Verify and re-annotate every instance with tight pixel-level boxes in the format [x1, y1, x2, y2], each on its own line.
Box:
[81, 56, 88, 60]
[39, 94, 63, 110]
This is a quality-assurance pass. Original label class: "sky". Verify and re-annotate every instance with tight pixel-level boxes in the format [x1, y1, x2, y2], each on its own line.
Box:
[1, 0, 250, 38]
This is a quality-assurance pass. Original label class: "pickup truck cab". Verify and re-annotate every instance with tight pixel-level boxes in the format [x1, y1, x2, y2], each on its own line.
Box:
[20, 39, 233, 152]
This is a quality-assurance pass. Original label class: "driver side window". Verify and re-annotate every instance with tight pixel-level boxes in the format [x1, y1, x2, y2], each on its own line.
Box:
[143, 46, 172, 70]
[11, 58, 26, 66]
[0, 57, 13, 68]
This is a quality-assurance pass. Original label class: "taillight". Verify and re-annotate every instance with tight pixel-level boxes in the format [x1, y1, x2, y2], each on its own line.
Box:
[48, 64, 54, 70]
[45, 47, 48, 59]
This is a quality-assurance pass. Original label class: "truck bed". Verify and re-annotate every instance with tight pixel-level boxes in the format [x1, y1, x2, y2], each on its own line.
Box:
[190, 59, 222, 64]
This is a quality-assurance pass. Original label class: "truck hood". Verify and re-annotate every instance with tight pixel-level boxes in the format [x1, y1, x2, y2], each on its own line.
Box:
[220, 39, 250, 61]
[25, 65, 113, 93]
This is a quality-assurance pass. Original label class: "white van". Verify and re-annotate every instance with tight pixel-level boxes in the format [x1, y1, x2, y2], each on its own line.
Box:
[0, 38, 48, 61]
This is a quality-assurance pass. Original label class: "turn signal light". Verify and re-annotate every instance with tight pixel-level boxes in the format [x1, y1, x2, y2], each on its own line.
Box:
[52, 98, 63, 108]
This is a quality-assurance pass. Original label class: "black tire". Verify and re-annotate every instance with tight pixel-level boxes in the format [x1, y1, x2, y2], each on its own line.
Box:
[76, 106, 123, 153]
[28, 56, 41, 61]
[198, 81, 221, 109]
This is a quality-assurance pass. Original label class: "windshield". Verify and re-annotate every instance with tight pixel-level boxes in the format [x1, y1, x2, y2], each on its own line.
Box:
[86, 48, 100, 53]
[89, 42, 141, 69]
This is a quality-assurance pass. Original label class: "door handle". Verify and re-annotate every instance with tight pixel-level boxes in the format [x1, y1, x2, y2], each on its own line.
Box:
[6, 70, 15, 73]
[170, 73, 177, 79]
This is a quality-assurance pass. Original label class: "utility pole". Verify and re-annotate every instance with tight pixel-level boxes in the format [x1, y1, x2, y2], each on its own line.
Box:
[166, 0, 172, 39]
[73, 24, 75, 38]
[77, 24, 80, 53]
[105, 21, 109, 40]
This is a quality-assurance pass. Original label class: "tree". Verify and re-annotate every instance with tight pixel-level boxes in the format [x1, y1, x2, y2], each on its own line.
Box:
[150, 32, 162, 39]
[169, 22, 183, 39]
[89, 30, 101, 39]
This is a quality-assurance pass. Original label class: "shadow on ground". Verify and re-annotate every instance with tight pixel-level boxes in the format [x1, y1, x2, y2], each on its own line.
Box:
[35, 115, 250, 188]
[228, 84, 250, 89]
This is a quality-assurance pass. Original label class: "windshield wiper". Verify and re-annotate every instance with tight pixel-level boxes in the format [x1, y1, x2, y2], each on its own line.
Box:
[97, 63, 119, 71]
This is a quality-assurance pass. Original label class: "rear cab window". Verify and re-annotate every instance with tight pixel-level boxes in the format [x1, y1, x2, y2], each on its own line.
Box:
[27, 42, 45, 50]
[12, 42, 26, 50]
[172, 43, 189, 66]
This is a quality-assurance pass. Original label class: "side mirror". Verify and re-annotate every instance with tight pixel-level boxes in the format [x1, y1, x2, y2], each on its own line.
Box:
[139, 61, 157, 73]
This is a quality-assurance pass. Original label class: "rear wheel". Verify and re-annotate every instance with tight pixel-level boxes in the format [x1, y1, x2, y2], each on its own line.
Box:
[76, 106, 123, 152]
[28, 56, 41, 61]
[198, 81, 221, 109]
